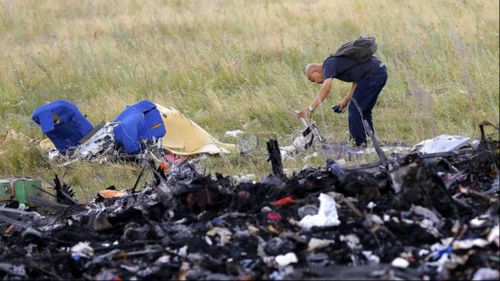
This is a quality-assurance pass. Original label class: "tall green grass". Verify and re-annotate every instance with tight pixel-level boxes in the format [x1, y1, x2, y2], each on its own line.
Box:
[0, 0, 498, 198]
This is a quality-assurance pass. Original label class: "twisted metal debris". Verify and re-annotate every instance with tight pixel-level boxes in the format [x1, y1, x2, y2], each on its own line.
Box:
[0, 134, 498, 280]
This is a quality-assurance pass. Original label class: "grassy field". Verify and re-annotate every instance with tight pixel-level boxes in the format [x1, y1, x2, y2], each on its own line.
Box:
[0, 0, 498, 199]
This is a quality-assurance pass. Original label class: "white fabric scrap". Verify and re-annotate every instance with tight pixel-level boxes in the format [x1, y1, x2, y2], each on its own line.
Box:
[299, 193, 341, 230]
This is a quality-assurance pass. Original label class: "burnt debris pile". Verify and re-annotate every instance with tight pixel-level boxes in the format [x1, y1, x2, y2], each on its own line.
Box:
[0, 138, 499, 280]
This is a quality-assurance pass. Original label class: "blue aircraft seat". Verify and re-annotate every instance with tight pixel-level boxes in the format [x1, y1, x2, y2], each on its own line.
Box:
[113, 100, 166, 154]
[32, 100, 93, 154]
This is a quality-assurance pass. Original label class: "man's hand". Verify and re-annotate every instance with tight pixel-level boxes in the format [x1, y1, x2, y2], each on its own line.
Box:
[332, 100, 348, 113]
[297, 108, 312, 119]
[299, 78, 333, 119]
[336, 83, 356, 113]
[339, 100, 349, 112]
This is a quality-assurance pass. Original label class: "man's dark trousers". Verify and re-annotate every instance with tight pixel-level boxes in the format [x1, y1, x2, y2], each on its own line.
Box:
[347, 64, 388, 146]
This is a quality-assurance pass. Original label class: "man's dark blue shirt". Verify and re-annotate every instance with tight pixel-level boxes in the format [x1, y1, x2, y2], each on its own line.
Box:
[322, 56, 382, 82]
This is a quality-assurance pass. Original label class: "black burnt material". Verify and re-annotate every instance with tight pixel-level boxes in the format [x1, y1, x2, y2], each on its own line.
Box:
[267, 139, 284, 178]
[0, 138, 498, 280]
[53, 174, 77, 206]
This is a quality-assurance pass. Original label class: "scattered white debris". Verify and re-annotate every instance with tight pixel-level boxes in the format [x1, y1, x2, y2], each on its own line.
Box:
[48, 148, 61, 161]
[307, 238, 334, 251]
[120, 264, 139, 273]
[340, 234, 361, 250]
[224, 129, 245, 138]
[204, 236, 213, 246]
[472, 268, 499, 281]
[348, 146, 411, 155]
[389, 165, 412, 193]
[336, 158, 346, 166]
[412, 205, 442, 227]
[206, 227, 232, 246]
[275, 253, 298, 267]
[178, 246, 188, 258]
[280, 133, 315, 160]
[70, 242, 94, 259]
[391, 257, 410, 268]
[470, 217, 487, 228]
[362, 251, 380, 264]
[370, 214, 384, 225]
[292, 135, 309, 151]
[470, 139, 482, 149]
[487, 225, 499, 246]
[233, 173, 256, 183]
[426, 252, 450, 272]
[261, 206, 272, 213]
[155, 255, 170, 264]
[452, 239, 489, 250]
[303, 152, 319, 162]
[280, 145, 298, 160]
[299, 193, 341, 230]
[418, 249, 430, 257]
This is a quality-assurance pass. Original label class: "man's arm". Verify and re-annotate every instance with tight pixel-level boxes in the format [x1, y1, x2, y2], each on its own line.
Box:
[298, 78, 333, 118]
[339, 82, 356, 111]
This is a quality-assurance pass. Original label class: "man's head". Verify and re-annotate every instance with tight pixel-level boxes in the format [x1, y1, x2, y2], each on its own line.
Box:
[305, 63, 324, 84]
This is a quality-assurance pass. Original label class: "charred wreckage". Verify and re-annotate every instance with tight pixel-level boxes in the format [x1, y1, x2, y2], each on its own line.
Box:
[0, 100, 499, 280]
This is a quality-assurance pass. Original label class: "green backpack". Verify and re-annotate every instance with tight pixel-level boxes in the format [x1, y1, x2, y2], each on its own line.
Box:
[332, 35, 377, 62]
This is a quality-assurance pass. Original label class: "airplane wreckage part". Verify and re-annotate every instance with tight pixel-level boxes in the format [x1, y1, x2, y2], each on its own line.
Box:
[32, 100, 167, 166]
[0, 124, 498, 280]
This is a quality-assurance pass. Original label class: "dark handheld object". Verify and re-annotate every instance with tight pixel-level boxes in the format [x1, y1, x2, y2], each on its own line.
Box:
[332, 104, 342, 113]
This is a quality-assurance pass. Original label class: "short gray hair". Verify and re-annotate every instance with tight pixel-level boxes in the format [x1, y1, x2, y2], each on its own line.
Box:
[304, 63, 321, 74]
